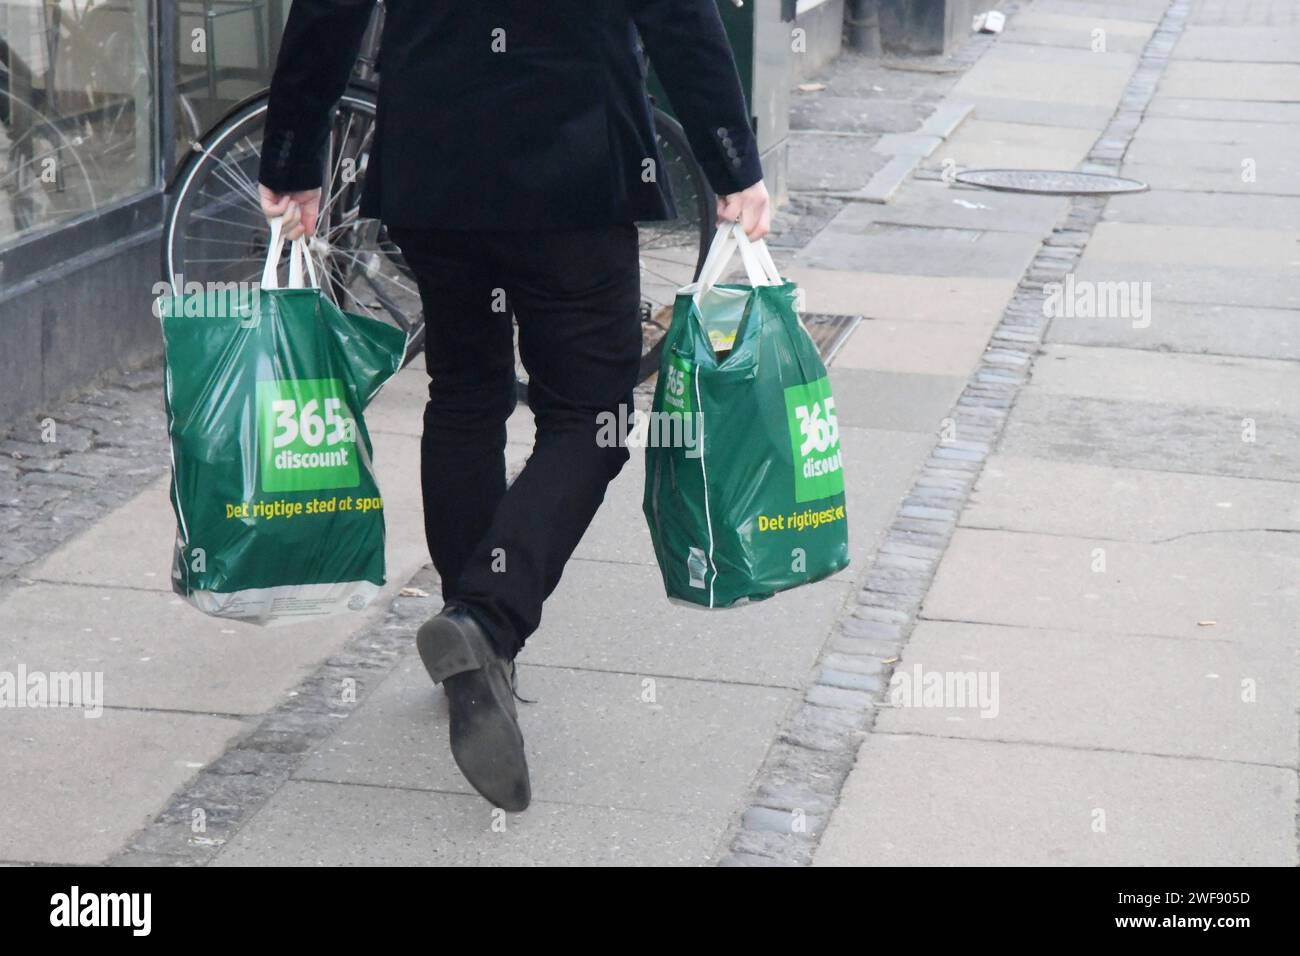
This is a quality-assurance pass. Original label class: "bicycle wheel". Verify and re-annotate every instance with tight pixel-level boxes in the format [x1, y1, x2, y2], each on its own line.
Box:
[0, 93, 101, 236]
[164, 87, 425, 367]
[511, 108, 715, 402]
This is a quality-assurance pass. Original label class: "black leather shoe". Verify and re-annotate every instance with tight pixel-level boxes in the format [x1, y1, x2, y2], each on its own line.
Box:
[416, 607, 531, 812]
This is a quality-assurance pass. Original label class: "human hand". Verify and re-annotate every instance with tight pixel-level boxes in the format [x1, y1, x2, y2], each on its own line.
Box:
[258, 183, 321, 240]
[716, 179, 771, 240]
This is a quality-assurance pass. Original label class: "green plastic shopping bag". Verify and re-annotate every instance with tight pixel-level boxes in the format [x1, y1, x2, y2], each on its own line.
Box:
[158, 218, 407, 624]
[643, 223, 850, 607]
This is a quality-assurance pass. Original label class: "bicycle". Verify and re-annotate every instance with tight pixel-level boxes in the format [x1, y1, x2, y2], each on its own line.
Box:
[162, 1, 716, 395]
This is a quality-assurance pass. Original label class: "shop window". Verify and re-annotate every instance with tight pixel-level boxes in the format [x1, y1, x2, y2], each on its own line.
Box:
[0, 0, 156, 244]
[173, 1, 285, 153]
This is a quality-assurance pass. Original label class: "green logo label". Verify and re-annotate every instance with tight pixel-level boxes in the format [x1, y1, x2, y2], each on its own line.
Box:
[662, 353, 693, 416]
[257, 378, 360, 492]
[784, 376, 844, 503]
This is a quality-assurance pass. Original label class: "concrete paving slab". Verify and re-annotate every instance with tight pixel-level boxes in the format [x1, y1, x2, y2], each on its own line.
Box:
[982, 38, 1141, 71]
[826, 180, 1068, 235]
[781, 268, 1018, 327]
[1147, 96, 1300, 125]
[1034, 0, 1169, 24]
[1045, 299, 1300, 361]
[1121, 160, 1300, 196]
[1000, 390, 1300, 484]
[965, 455, 1300, 544]
[1126, 140, 1300, 187]
[1174, 25, 1300, 63]
[1073, 257, 1300, 311]
[833, 317, 993, 377]
[1131, 116, 1300, 150]
[932, 118, 1099, 171]
[369, 429, 428, 520]
[1158, 61, 1300, 101]
[965, 96, 1115, 130]
[0, 574, 425, 714]
[521, 559, 852, 688]
[952, 53, 1134, 108]
[1103, 189, 1300, 230]
[877, 620, 1298, 766]
[814, 734, 1297, 866]
[26, 476, 176, 591]
[295, 655, 793, 814]
[1080, 222, 1300, 270]
[1003, 11, 1153, 53]
[0, 707, 244, 864]
[798, 221, 1043, 279]
[829, 368, 966, 433]
[1029, 345, 1300, 412]
[366, 367, 427, 438]
[922, 528, 1300, 645]
[571, 455, 655, 567]
[213, 779, 718, 866]
[787, 132, 891, 192]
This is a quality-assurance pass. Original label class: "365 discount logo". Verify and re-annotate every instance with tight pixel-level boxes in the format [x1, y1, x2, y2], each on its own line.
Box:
[256, 378, 360, 492]
[662, 353, 693, 416]
[784, 376, 844, 503]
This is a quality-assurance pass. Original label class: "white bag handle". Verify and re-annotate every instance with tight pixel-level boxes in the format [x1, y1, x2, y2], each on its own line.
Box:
[736, 226, 782, 285]
[261, 215, 319, 290]
[692, 222, 782, 304]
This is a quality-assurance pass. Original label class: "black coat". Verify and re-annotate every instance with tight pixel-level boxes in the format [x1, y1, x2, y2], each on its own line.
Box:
[259, 0, 764, 230]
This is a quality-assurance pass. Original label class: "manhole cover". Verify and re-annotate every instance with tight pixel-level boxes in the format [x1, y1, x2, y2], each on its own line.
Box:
[954, 169, 1148, 195]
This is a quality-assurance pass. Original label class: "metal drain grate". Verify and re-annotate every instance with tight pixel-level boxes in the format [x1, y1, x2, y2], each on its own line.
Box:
[803, 312, 864, 364]
[955, 168, 1149, 195]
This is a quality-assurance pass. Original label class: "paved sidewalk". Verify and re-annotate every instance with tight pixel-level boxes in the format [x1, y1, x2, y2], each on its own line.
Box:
[2, 4, 1001, 866]
[3, 0, 1293, 867]
[816, 0, 1300, 866]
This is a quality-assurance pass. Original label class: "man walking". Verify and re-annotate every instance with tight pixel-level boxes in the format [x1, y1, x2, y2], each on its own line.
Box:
[258, 1, 770, 812]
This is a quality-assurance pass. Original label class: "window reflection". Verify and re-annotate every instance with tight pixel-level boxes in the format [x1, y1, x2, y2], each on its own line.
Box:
[174, 1, 284, 148]
[0, 0, 155, 243]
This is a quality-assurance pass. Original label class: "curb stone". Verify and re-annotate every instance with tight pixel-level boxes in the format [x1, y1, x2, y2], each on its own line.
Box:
[714, 0, 1192, 867]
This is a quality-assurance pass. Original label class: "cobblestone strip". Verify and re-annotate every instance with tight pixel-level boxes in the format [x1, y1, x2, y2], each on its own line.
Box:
[109, 566, 441, 865]
[0, 363, 170, 589]
[716, 0, 1190, 866]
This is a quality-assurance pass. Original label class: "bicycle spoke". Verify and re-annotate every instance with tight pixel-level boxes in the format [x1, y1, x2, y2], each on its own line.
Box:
[186, 209, 265, 233]
[178, 256, 265, 265]
[176, 232, 259, 248]
[206, 159, 262, 207]
[321, 244, 420, 298]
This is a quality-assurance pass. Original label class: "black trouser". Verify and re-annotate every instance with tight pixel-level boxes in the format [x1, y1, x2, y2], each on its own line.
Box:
[387, 224, 641, 661]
